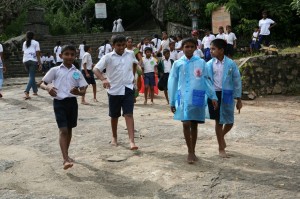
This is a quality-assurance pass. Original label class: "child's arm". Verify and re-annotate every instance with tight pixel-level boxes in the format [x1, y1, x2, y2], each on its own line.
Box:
[40, 81, 58, 97]
[70, 86, 86, 96]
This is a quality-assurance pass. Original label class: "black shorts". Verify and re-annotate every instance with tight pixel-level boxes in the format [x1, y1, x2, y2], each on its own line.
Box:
[82, 70, 96, 85]
[108, 87, 134, 118]
[226, 44, 234, 57]
[144, 72, 155, 87]
[181, 120, 204, 124]
[208, 91, 222, 121]
[53, 97, 78, 128]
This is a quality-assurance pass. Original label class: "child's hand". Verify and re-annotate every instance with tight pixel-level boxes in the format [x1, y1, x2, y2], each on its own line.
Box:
[212, 100, 218, 110]
[170, 106, 176, 113]
[236, 99, 242, 113]
[47, 86, 58, 97]
[70, 87, 80, 95]
[38, 63, 42, 71]
[102, 79, 111, 89]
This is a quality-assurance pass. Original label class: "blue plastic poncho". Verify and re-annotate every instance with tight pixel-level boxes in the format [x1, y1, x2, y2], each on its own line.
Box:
[168, 55, 217, 121]
[206, 56, 242, 124]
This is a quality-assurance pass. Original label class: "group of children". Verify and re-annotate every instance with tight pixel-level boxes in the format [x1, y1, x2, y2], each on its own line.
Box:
[38, 30, 242, 169]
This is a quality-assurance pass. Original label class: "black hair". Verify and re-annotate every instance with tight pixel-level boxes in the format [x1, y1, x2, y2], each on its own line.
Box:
[163, 49, 170, 55]
[177, 35, 183, 39]
[126, 36, 133, 41]
[111, 34, 126, 44]
[55, 41, 61, 52]
[210, 39, 227, 50]
[84, 45, 90, 52]
[83, 41, 86, 45]
[181, 38, 197, 47]
[153, 34, 158, 38]
[262, 10, 268, 15]
[26, 31, 34, 48]
[104, 39, 109, 44]
[219, 26, 224, 29]
[144, 47, 153, 52]
[61, 45, 77, 54]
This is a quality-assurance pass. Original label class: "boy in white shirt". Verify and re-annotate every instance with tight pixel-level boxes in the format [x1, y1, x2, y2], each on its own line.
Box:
[169, 41, 178, 61]
[250, 26, 260, 54]
[81, 45, 97, 104]
[225, 25, 237, 58]
[141, 47, 157, 105]
[202, 30, 215, 61]
[93, 35, 139, 150]
[54, 41, 63, 66]
[97, 40, 112, 61]
[258, 11, 276, 47]
[78, 41, 86, 69]
[216, 26, 226, 41]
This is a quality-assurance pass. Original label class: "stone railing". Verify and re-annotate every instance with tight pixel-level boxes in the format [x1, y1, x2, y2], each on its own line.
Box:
[167, 22, 192, 36]
[239, 53, 300, 95]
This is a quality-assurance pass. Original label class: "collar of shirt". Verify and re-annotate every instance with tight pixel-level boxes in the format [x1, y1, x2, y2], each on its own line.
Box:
[111, 50, 129, 57]
[215, 58, 225, 65]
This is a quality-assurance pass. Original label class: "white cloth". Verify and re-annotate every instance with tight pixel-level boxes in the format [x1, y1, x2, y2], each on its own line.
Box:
[225, 33, 237, 45]
[140, 43, 153, 53]
[216, 33, 226, 40]
[212, 58, 224, 91]
[42, 64, 88, 100]
[116, 18, 124, 32]
[202, 35, 215, 49]
[45, 55, 55, 64]
[175, 40, 182, 50]
[151, 38, 162, 52]
[163, 59, 172, 73]
[82, 52, 93, 70]
[0, 44, 3, 65]
[22, 40, 40, 63]
[193, 49, 204, 58]
[112, 20, 117, 32]
[170, 50, 178, 60]
[78, 44, 85, 59]
[98, 44, 112, 59]
[177, 51, 184, 59]
[54, 46, 63, 63]
[160, 38, 173, 51]
[197, 39, 202, 49]
[41, 56, 47, 63]
[259, 18, 275, 35]
[252, 31, 259, 41]
[94, 50, 138, 95]
[142, 57, 156, 73]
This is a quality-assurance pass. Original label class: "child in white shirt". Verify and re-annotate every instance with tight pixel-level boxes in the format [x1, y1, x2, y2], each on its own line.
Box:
[250, 26, 260, 54]
[202, 30, 215, 61]
[225, 25, 237, 58]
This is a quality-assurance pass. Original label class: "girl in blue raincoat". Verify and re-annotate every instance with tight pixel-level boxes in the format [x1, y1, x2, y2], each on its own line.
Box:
[206, 39, 242, 158]
[168, 38, 218, 164]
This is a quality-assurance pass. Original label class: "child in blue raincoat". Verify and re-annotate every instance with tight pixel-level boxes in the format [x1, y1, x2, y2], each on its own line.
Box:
[206, 39, 242, 158]
[168, 38, 218, 164]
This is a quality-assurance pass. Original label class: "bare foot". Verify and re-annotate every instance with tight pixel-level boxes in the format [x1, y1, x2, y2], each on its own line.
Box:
[193, 154, 199, 162]
[81, 101, 89, 105]
[68, 157, 75, 162]
[187, 153, 195, 164]
[219, 150, 229, 158]
[130, 142, 138, 150]
[93, 98, 99, 102]
[110, 138, 118, 146]
[63, 161, 73, 170]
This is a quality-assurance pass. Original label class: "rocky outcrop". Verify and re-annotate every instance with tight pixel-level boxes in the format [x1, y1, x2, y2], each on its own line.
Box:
[239, 53, 300, 95]
[151, 0, 171, 30]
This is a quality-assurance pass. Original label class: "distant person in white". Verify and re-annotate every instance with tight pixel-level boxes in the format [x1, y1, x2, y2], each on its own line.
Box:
[258, 11, 276, 46]
[112, 20, 117, 32]
[78, 41, 86, 70]
[97, 39, 112, 61]
[0, 43, 6, 98]
[116, 18, 124, 32]
[216, 26, 226, 41]
[54, 41, 63, 66]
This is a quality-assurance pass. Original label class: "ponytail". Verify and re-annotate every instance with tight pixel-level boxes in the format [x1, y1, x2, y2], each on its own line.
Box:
[26, 31, 34, 48]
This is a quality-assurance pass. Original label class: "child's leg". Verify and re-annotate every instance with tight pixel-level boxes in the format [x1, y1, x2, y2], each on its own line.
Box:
[67, 128, 73, 161]
[59, 127, 73, 169]
[190, 121, 198, 161]
[222, 123, 233, 148]
[111, 117, 118, 146]
[92, 83, 98, 102]
[81, 86, 89, 105]
[163, 90, 169, 104]
[215, 121, 228, 158]
[144, 85, 149, 104]
[124, 114, 138, 149]
[182, 121, 194, 163]
[150, 86, 154, 103]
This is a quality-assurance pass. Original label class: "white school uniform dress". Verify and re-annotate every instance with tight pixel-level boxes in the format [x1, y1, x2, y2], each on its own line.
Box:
[82, 52, 93, 70]
[163, 59, 172, 73]
[54, 46, 63, 63]
[170, 50, 178, 60]
[22, 40, 40, 63]
[95, 50, 138, 95]
[78, 44, 85, 59]
[142, 57, 156, 73]
[202, 34, 215, 49]
[216, 33, 226, 41]
[259, 18, 275, 36]
[151, 38, 162, 52]
[225, 32, 237, 45]
[42, 64, 88, 100]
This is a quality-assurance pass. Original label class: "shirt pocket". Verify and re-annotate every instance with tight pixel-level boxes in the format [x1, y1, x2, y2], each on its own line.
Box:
[192, 90, 205, 107]
[222, 90, 233, 104]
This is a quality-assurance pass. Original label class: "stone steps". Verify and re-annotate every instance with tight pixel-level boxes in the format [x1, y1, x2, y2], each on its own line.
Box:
[5, 29, 160, 78]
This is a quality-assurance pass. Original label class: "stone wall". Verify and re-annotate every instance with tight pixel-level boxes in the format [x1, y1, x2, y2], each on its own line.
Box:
[167, 22, 192, 36]
[240, 53, 300, 95]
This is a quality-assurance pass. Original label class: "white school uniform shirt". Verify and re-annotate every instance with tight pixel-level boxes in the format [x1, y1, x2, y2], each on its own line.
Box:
[216, 33, 226, 40]
[45, 56, 55, 64]
[160, 38, 173, 51]
[197, 39, 202, 49]
[170, 50, 178, 60]
[177, 51, 184, 59]
[163, 58, 172, 73]
[98, 44, 112, 59]
[22, 40, 40, 63]
[54, 46, 63, 62]
[41, 56, 47, 63]
[142, 56, 156, 73]
[151, 38, 162, 52]
[95, 50, 138, 95]
[140, 43, 153, 54]
[225, 32, 237, 45]
[175, 40, 182, 50]
[252, 31, 259, 41]
[0, 44, 3, 67]
[213, 58, 224, 91]
[42, 64, 88, 100]
[259, 18, 275, 35]
[78, 44, 85, 59]
[202, 34, 215, 49]
[82, 52, 93, 70]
